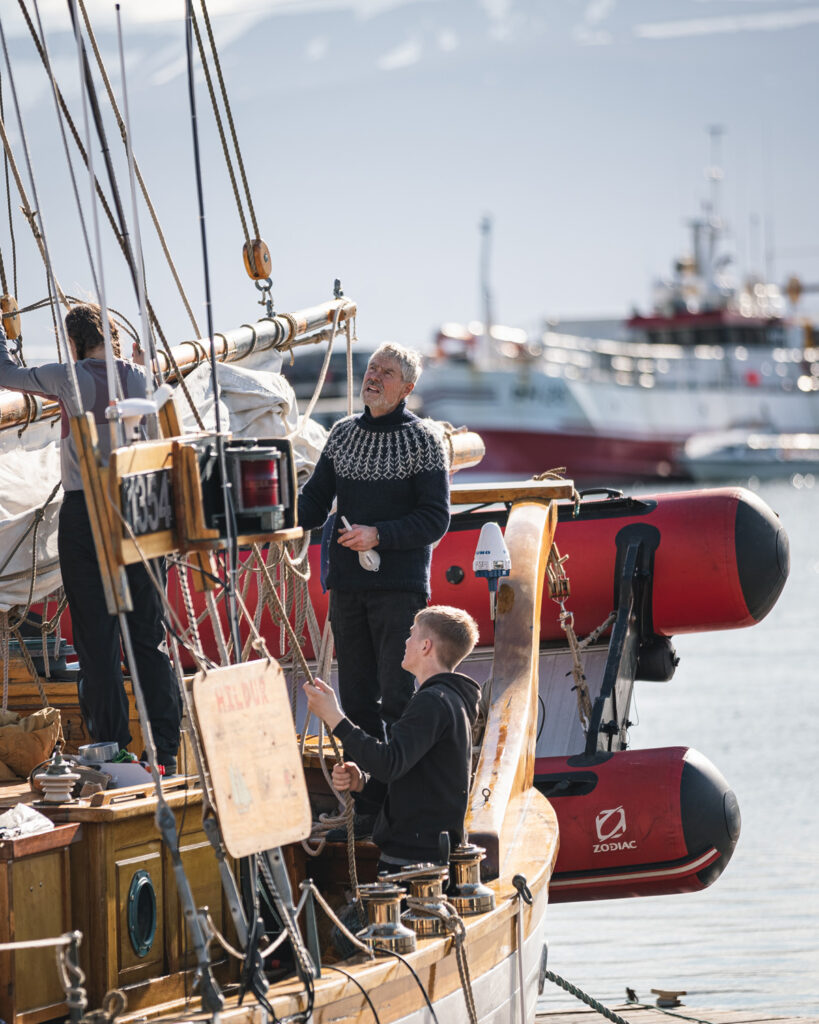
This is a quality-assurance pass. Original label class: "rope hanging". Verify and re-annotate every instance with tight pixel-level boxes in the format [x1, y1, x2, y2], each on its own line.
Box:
[191, 0, 271, 282]
[77, 0, 202, 342]
[11, 0, 206, 429]
[547, 543, 593, 730]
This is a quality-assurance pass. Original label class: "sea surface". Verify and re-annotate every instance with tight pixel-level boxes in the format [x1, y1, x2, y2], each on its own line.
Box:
[536, 476, 819, 1019]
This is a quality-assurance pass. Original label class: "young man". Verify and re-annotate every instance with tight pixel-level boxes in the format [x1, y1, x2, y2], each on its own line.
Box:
[304, 605, 480, 870]
[0, 305, 181, 773]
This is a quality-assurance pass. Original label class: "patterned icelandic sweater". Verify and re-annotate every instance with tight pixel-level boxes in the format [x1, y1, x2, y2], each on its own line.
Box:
[297, 402, 450, 595]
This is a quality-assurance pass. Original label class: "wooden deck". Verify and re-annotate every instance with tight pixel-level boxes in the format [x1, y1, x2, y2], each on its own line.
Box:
[536, 1004, 818, 1024]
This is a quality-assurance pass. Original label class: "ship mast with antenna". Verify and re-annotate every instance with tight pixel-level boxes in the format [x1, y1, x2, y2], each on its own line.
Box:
[478, 213, 494, 364]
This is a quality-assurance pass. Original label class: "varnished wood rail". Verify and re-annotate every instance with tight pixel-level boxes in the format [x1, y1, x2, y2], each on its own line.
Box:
[466, 497, 558, 877]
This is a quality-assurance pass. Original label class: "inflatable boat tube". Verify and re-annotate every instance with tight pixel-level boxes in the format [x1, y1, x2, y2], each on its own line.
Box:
[432, 485, 789, 645]
[153, 485, 788, 666]
[535, 746, 741, 902]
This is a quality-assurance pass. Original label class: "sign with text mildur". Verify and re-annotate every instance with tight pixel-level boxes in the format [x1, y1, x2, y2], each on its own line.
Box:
[192, 659, 311, 856]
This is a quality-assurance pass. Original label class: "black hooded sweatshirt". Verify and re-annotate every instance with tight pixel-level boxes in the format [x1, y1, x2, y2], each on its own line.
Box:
[332, 671, 480, 863]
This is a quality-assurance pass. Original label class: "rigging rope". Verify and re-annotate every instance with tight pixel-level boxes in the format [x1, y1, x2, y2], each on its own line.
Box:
[26, 0, 100, 300]
[0, 110, 68, 310]
[198, 0, 260, 239]
[0, 74, 17, 299]
[542, 969, 635, 1024]
[12, 0, 206, 428]
[77, 0, 202, 341]
[190, 2, 258, 252]
[547, 543, 594, 731]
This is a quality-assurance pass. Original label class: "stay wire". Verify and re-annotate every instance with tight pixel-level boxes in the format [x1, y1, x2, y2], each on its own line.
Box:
[184, 0, 241, 655]
[77, 0, 202, 341]
[25, 0, 99, 300]
[0, 12, 79, 404]
[114, 3, 154, 401]
[15, 0, 189, 402]
[0, 73, 11, 297]
[63, 0, 122, 435]
[65, 0, 139, 304]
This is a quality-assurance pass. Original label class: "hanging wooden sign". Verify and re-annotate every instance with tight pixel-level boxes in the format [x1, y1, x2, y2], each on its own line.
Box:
[191, 659, 311, 857]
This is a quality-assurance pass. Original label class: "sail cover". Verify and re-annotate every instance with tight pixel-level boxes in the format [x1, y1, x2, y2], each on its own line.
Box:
[0, 362, 326, 612]
[0, 433, 62, 612]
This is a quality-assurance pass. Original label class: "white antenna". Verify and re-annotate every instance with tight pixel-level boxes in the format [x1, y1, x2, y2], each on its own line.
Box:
[704, 124, 724, 279]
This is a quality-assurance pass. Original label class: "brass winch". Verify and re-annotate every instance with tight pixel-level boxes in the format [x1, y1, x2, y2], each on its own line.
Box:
[380, 863, 451, 938]
[356, 881, 416, 954]
[448, 842, 495, 916]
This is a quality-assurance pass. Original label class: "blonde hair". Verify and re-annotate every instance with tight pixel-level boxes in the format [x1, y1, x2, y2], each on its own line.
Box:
[414, 605, 479, 670]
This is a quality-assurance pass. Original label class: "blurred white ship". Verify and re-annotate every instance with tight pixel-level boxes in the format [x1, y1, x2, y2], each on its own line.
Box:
[416, 138, 819, 483]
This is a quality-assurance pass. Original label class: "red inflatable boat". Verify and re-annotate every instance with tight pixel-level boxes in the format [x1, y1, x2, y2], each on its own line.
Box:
[161, 484, 787, 664]
[535, 746, 740, 902]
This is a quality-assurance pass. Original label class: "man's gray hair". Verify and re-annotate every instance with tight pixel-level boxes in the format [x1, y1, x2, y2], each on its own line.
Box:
[370, 342, 423, 385]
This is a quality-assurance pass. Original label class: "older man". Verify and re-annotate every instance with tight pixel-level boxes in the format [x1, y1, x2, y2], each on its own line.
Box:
[298, 342, 450, 820]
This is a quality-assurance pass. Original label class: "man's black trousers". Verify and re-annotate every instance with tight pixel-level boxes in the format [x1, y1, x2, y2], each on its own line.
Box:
[329, 588, 426, 742]
[58, 490, 181, 757]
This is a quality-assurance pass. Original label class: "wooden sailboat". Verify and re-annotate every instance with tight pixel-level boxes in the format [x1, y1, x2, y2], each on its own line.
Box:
[0, 8, 566, 1022]
[0, 415, 565, 1022]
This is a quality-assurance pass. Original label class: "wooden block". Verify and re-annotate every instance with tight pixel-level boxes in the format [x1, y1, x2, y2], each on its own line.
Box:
[108, 439, 178, 564]
[466, 499, 558, 877]
[450, 480, 575, 504]
[192, 660, 311, 857]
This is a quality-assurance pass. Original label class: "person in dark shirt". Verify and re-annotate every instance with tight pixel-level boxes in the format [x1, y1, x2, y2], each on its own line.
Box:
[0, 305, 181, 773]
[304, 605, 480, 870]
[298, 342, 450, 826]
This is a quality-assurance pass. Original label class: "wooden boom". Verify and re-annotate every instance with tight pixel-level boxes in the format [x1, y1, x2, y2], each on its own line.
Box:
[0, 298, 357, 432]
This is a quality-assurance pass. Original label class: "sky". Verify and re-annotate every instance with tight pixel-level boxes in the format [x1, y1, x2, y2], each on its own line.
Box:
[2, 0, 818, 361]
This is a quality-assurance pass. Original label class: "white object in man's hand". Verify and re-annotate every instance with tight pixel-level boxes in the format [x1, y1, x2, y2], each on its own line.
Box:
[340, 516, 381, 572]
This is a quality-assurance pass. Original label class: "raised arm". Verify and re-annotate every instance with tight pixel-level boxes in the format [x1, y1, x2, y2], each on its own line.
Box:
[0, 330, 67, 399]
[331, 688, 449, 783]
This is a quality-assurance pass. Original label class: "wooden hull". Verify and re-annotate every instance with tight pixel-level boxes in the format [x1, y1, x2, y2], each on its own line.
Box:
[109, 787, 556, 1024]
[1, 493, 560, 1023]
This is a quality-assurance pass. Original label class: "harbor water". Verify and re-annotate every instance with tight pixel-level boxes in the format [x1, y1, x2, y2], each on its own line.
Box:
[537, 477, 819, 1018]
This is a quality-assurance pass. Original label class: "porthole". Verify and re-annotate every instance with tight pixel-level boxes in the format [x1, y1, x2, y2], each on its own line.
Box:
[127, 869, 157, 958]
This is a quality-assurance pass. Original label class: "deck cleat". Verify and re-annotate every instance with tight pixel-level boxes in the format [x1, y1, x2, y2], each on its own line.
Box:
[448, 842, 495, 916]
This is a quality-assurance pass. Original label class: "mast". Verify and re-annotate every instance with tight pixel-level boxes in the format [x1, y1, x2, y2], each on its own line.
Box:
[479, 213, 493, 364]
